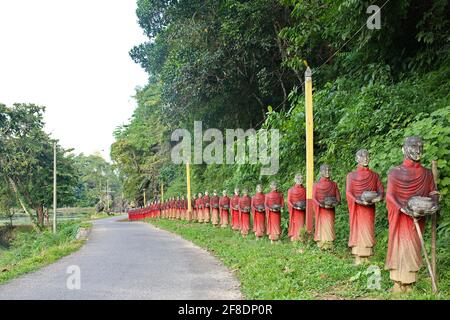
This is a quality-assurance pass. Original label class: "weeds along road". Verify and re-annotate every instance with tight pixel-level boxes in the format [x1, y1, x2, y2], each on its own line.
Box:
[0, 215, 241, 300]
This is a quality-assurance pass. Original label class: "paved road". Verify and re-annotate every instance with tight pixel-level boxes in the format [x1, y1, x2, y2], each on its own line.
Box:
[0, 216, 241, 300]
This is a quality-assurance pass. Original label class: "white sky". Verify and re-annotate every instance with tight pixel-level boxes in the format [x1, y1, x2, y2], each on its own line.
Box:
[0, 0, 149, 161]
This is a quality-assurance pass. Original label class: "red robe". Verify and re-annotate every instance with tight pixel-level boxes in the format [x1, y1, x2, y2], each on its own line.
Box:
[196, 198, 204, 222]
[265, 190, 284, 241]
[313, 177, 341, 243]
[192, 198, 197, 220]
[182, 199, 187, 220]
[203, 195, 211, 223]
[386, 159, 437, 284]
[176, 200, 182, 219]
[251, 192, 265, 237]
[210, 195, 220, 225]
[288, 184, 306, 240]
[239, 195, 252, 236]
[231, 195, 241, 230]
[346, 166, 384, 257]
[169, 200, 174, 219]
[219, 196, 230, 227]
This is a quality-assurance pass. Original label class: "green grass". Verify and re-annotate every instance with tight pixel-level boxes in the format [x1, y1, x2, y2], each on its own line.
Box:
[148, 219, 449, 300]
[0, 220, 91, 285]
[88, 212, 117, 220]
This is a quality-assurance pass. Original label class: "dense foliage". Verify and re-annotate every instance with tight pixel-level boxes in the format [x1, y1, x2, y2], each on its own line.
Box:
[0, 103, 79, 228]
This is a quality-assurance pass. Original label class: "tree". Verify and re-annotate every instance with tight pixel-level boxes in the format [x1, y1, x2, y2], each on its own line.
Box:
[72, 153, 121, 209]
[111, 84, 169, 204]
[130, 0, 297, 129]
[0, 183, 17, 228]
[0, 103, 79, 229]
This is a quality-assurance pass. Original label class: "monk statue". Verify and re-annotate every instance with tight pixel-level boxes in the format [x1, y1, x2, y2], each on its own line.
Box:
[210, 190, 220, 226]
[203, 191, 211, 223]
[176, 196, 181, 219]
[219, 190, 231, 228]
[169, 197, 174, 219]
[252, 184, 266, 240]
[239, 189, 252, 237]
[231, 188, 241, 231]
[180, 195, 186, 220]
[313, 164, 341, 250]
[287, 174, 307, 242]
[192, 194, 197, 222]
[346, 149, 384, 265]
[265, 181, 284, 244]
[386, 136, 439, 293]
[173, 196, 177, 220]
[196, 192, 204, 223]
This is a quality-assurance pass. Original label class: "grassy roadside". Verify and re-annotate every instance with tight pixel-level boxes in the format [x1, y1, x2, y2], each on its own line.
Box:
[0, 220, 91, 285]
[148, 219, 448, 300]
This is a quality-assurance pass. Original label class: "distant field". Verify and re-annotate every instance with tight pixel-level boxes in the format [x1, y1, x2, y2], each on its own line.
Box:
[0, 207, 96, 226]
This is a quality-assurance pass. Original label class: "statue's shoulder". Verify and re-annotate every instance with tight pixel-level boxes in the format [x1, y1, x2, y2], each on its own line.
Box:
[388, 164, 403, 176]
[369, 168, 381, 179]
[347, 170, 358, 180]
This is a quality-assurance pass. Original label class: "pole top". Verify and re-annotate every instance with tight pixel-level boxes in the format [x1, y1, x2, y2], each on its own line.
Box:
[305, 67, 312, 80]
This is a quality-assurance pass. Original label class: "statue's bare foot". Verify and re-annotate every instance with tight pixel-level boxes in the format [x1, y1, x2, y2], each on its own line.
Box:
[391, 282, 403, 293]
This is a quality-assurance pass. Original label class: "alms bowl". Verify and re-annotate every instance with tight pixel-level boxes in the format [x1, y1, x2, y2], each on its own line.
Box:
[361, 191, 378, 202]
[324, 196, 338, 207]
[294, 201, 306, 210]
[408, 196, 434, 214]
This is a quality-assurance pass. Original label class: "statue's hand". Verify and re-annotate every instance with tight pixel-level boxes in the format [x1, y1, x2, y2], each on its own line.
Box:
[371, 196, 382, 203]
[401, 207, 414, 217]
[425, 204, 440, 215]
[356, 199, 370, 206]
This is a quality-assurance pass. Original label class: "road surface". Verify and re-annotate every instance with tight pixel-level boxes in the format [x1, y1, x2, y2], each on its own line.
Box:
[0, 216, 241, 300]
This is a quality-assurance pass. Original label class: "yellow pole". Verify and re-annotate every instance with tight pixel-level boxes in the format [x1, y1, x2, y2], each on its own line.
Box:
[186, 162, 192, 220]
[305, 67, 314, 233]
[143, 188, 146, 207]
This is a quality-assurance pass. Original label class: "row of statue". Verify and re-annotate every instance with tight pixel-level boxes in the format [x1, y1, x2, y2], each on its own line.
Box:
[134, 136, 440, 293]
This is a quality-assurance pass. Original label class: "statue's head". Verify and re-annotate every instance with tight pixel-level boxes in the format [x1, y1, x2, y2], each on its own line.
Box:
[320, 164, 331, 178]
[234, 187, 240, 195]
[205, 190, 209, 196]
[356, 149, 370, 167]
[294, 173, 303, 185]
[243, 188, 248, 196]
[403, 136, 423, 162]
[213, 189, 217, 196]
[270, 181, 278, 191]
[222, 189, 227, 196]
[198, 192, 202, 198]
[256, 184, 262, 193]
[181, 195, 185, 200]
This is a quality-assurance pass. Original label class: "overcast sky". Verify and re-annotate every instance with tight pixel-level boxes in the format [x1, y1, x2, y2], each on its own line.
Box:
[0, 0, 149, 161]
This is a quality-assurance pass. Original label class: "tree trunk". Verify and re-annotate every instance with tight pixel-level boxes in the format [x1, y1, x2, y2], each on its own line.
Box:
[36, 205, 45, 228]
[7, 176, 40, 231]
[9, 208, 14, 227]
